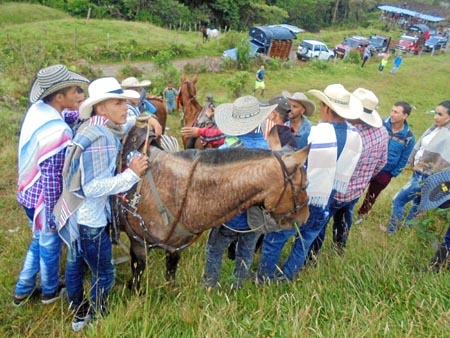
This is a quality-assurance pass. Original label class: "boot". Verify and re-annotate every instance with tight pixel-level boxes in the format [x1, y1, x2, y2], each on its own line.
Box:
[427, 245, 450, 273]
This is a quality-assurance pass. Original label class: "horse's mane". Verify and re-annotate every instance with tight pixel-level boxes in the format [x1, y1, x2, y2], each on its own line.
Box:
[171, 148, 273, 164]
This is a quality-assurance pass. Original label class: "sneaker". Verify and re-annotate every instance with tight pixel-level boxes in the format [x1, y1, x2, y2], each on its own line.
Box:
[41, 282, 66, 305]
[72, 313, 92, 332]
[12, 287, 42, 307]
[355, 215, 364, 225]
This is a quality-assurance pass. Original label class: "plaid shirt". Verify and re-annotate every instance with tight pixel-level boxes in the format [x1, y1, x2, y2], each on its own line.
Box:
[17, 149, 65, 229]
[335, 124, 389, 202]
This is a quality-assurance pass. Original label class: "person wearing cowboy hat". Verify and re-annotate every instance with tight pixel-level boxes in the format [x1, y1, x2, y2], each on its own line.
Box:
[257, 84, 363, 283]
[308, 88, 389, 256]
[381, 100, 450, 234]
[121, 76, 158, 116]
[356, 100, 415, 224]
[418, 169, 450, 272]
[203, 95, 277, 290]
[282, 91, 316, 150]
[53, 77, 149, 331]
[14, 64, 89, 307]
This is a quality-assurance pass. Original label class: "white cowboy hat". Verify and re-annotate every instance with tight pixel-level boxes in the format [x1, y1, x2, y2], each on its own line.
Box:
[121, 77, 151, 88]
[29, 64, 89, 104]
[215, 95, 277, 136]
[282, 91, 316, 116]
[352, 88, 382, 128]
[308, 84, 363, 120]
[79, 77, 140, 119]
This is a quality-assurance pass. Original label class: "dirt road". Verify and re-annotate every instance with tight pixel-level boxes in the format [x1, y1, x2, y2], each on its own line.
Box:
[96, 56, 223, 77]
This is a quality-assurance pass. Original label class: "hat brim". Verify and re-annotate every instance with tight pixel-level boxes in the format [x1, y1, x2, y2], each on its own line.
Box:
[308, 89, 363, 120]
[282, 91, 316, 116]
[360, 109, 383, 128]
[29, 72, 89, 104]
[215, 103, 278, 136]
[79, 90, 140, 120]
[418, 170, 450, 212]
[122, 80, 151, 88]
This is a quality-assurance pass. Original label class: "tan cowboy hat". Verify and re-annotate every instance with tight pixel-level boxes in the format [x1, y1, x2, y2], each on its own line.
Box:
[215, 95, 277, 136]
[352, 88, 382, 128]
[79, 77, 140, 119]
[308, 84, 363, 120]
[121, 77, 151, 88]
[29, 64, 89, 104]
[282, 91, 316, 116]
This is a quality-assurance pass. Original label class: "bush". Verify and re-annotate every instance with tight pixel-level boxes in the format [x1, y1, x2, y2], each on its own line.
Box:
[221, 71, 250, 98]
[343, 50, 361, 64]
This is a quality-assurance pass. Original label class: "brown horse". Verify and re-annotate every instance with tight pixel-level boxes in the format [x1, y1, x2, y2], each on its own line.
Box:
[146, 95, 167, 133]
[116, 128, 310, 289]
[179, 74, 203, 148]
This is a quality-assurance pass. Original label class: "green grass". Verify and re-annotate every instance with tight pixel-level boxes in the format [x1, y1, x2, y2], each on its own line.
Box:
[1, 3, 449, 338]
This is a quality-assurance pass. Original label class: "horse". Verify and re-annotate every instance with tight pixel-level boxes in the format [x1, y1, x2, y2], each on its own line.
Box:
[179, 74, 203, 148]
[200, 26, 208, 43]
[116, 126, 310, 290]
[145, 95, 167, 134]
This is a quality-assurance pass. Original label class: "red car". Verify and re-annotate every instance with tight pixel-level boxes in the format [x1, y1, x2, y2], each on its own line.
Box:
[395, 35, 419, 54]
[334, 36, 370, 59]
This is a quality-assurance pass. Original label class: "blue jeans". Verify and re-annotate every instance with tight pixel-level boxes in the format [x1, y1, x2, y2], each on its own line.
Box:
[310, 198, 358, 254]
[387, 171, 427, 233]
[203, 226, 258, 287]
[257, 228, 296, 281]
[281, 205, 329, 280]
[15, 206, 63, 297]
[258, 205, 328, 281]
[65, 225, 115, 312]
[165, 100, 176, 113]
[444, 226, 450, 251]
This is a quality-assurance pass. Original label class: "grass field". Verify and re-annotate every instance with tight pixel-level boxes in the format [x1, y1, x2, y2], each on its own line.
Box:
[0, 3, 449, 338]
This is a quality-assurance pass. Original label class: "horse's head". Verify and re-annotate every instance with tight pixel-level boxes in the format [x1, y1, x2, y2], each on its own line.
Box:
[265, 145, 310, 226]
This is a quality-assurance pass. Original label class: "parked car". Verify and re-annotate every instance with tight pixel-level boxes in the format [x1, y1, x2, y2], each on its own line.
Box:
[334, 36, 370, 58]
[423, 36, 447, 52]
[296, 39, 335, 61]
[395, 34, 419, 54]
[369, 35, 391, 54]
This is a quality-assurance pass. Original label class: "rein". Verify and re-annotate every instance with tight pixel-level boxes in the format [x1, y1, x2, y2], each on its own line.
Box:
[267, 151, 308, 224]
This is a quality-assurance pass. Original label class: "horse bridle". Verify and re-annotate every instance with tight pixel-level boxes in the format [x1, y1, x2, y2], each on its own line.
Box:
[267, 151, 309, 224]
[182, 80, 197, 103]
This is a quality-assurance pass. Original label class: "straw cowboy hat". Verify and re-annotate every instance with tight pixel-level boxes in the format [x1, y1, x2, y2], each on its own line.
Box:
[29, 64, 89, 104]
[308, 84, 363, 120]
[352, 88, 382, 128]
[79, 77, 140, 119]
[282, 91, 316, 116]
[121, 77, 151, 88]
[418, 169, 450, 212]
[215, 95, 277, 136]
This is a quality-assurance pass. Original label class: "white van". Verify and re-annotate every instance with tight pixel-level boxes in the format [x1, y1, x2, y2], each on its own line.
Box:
[296, 40, 335, 61]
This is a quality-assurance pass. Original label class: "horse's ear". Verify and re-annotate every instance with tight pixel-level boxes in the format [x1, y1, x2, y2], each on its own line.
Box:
[283, 144, 310, 169]
[181, 73, 185, 83]
[192, 74, 198, 84]
[268, 126, 281, 151]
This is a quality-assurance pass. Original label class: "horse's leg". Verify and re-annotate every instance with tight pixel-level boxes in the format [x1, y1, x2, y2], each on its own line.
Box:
[165, 251, 180, 281]
[128, 241, 147, 291]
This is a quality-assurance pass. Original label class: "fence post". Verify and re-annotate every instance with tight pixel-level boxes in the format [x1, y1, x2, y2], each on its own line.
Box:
[86, 7, 91, 24]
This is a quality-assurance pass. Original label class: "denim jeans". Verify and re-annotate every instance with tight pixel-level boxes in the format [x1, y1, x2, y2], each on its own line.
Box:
[310, 198, 358, 255]
[387, 171, 427, 233]
[65, 225, 115, 313]
[257, 228, 296, 281]
[203, 226, 258, 287]
[444, 226, 450, 251]
[280, 205, 329, 280]
[15, 206, 63, 297]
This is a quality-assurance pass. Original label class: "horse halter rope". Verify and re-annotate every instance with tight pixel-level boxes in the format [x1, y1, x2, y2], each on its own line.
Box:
[268, 151, 308, 224]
